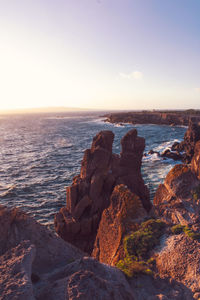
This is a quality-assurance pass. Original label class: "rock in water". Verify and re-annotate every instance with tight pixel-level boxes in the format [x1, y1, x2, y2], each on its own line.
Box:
[55, 129, 151, 253]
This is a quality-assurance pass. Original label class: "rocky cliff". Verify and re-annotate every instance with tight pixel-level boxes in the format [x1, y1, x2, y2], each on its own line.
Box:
[54, 129, 151, 253]
[104, 110, 200, 126]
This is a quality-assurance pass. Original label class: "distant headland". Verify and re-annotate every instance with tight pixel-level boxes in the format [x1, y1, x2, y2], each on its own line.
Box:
[103, 109, 200, 126]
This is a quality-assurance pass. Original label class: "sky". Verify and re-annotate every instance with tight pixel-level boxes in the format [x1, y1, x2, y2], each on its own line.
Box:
[0, 0, 200, 111]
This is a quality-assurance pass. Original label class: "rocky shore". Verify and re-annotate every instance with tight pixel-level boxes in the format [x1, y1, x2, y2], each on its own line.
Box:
[1, 124, 200, 299]
[104, 110, 200, 126]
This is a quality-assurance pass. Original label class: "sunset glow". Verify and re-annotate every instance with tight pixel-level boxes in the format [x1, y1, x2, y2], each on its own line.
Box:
[0, 0, 200, 111]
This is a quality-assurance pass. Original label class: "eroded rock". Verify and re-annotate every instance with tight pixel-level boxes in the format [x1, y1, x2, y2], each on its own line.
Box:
[55, 130, 151, 253]
[92, 184, 147, 265]
[154, 164, 200, 225]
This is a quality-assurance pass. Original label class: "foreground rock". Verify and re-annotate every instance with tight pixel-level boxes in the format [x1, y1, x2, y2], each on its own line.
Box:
[55, 129, 151, 253]
[0, 240, 35, 300]
[155, 234, 200, 299]
[0, 206, 195, 299]
[0, 206, 134, 300]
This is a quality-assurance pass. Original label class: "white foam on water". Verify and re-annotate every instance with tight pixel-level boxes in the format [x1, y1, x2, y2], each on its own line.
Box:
[154, 139, 181, 153]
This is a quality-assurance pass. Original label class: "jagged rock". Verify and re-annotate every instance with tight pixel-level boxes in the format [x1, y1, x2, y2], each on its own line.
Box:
[154, 164, 200, 225]
[161, 149, 183, 161]
[155, 234, 200, 297]
[92, 184, 147, 265]
[55, 130, 151, 253]
[0, 240, 35, 300]
[181, 122, 200, 163]
[191, 141, 200, 180]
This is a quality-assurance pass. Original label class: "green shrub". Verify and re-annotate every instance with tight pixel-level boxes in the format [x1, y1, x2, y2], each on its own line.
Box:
[192, 185, 200, 201]
[124, 219, 165, 259]
[116, 258, 153, 278]
[171, 224, 200, 241]
[171, 224, 185, 234]
[183, 226, 200, 240]
[116, 219, 165, 278]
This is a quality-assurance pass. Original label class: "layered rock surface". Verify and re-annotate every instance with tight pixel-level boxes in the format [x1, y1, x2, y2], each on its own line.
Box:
[55, 129, 151, 253]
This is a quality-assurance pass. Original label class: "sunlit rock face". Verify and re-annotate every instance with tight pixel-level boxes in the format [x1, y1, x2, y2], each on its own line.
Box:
[54, 129, 151, 253]
[153, 163, 200, 225]
[92, 184, 147, 266]
[191, 140, 200, 180]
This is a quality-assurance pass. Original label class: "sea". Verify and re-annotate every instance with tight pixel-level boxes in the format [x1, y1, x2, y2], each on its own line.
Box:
[0, 111, 186, 228]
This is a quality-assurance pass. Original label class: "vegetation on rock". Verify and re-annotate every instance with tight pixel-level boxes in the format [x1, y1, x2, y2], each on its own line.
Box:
[171, 224, 200, 240]
[116, 219, 165, 277]
[192, 184, 200, 201]
[124, 219, 165, 259]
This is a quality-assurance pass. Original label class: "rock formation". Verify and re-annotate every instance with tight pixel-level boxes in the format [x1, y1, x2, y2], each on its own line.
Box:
[92, 184, 147, 265]
[154, 164, 200, 225]
[55, 129, 151, 253]
[180, 121, 200, 163]
[191, 140, 200, 180]
[165, 121, 200, 163]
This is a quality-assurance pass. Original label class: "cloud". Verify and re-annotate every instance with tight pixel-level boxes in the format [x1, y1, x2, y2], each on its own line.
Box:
[195, 88, 200, 92]
[120, 71, 143, 80]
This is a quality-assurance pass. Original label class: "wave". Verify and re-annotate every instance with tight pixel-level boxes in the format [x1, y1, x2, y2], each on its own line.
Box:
[153, 139, 181, 153]
[0, 184, 17, 197]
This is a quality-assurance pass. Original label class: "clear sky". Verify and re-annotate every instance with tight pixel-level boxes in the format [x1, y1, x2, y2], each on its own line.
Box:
[0, 0, 200, 111]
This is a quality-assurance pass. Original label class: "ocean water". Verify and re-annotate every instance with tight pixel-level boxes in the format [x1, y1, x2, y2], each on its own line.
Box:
[0, 111, 186, 227]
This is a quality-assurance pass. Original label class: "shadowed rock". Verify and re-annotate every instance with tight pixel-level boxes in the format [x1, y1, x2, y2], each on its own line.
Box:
[0, 206, 134, 300]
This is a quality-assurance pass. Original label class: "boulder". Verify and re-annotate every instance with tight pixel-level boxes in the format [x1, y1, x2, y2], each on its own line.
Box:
[161, 149, 183, 161]
[55, 130, 151, 253]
